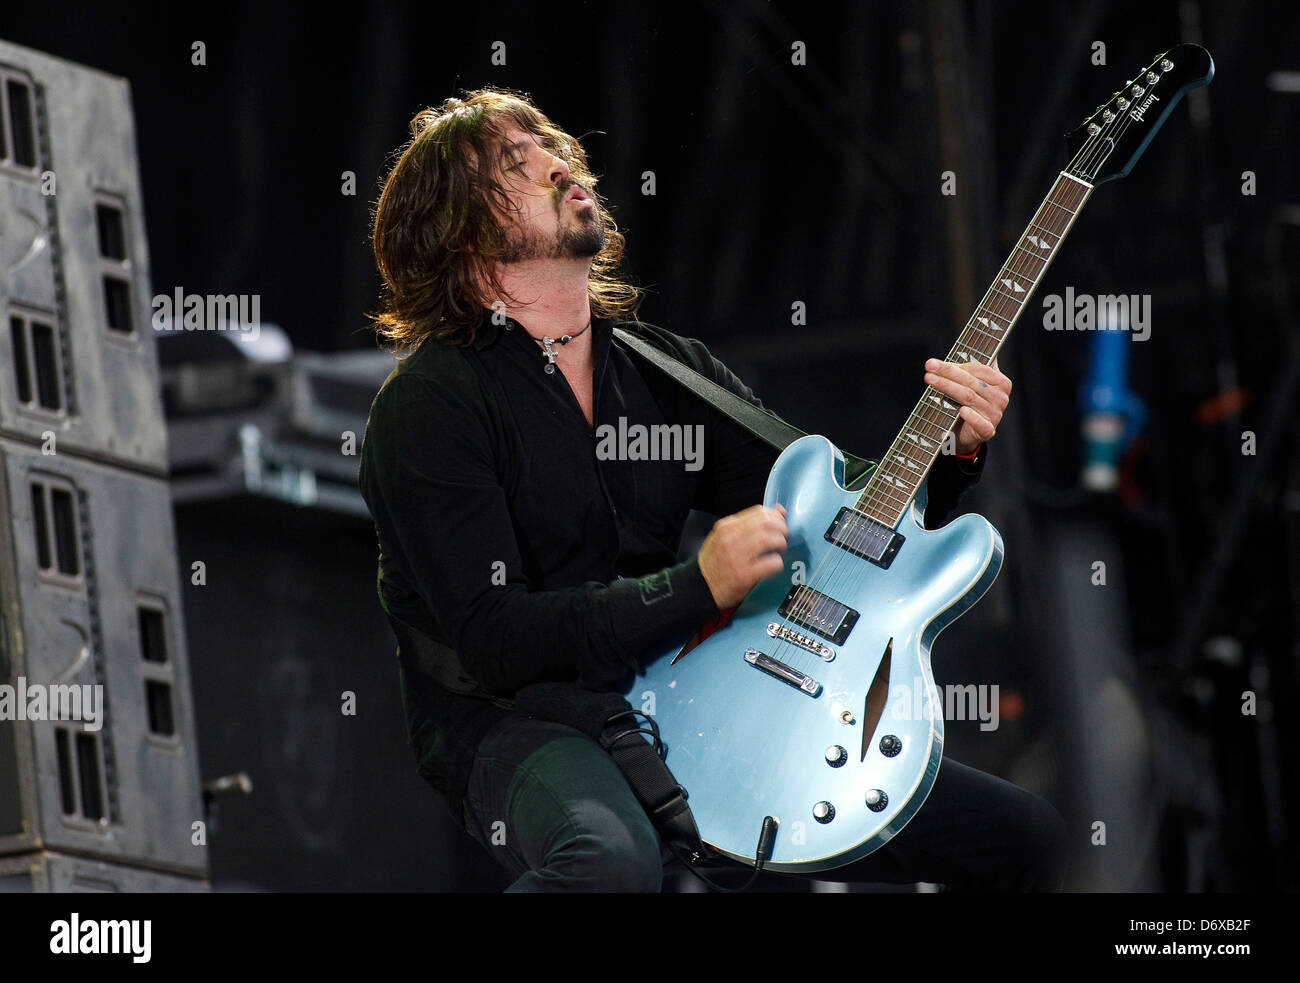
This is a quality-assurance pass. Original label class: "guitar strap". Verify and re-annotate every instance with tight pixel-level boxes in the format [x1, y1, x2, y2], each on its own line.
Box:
[613, 326, 877, 487]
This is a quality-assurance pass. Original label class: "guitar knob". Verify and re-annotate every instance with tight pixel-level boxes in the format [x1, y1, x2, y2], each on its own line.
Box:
[813, 801, 836, 824]
[1131, 84, 1144, 97]
[865, 789, 889, 812]
[1161, 58, 1174, 72]
[879, 734, 902, 757]
[1117, 97, 1130, 110]
[1147, 71, 1159, 84]
[824, 745, 847, 767]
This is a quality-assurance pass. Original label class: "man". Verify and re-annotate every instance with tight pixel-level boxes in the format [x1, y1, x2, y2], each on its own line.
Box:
[359, 87, 1067, 892]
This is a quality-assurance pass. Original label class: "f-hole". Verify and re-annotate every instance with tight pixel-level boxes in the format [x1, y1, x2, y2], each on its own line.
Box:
[860, 638, 893, 763]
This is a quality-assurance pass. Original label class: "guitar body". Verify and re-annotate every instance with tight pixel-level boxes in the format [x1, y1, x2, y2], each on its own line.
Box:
[628, 435, 1003, 872]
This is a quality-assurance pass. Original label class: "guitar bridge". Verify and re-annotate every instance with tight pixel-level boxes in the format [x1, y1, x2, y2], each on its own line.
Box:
[766, 622, 834, 661]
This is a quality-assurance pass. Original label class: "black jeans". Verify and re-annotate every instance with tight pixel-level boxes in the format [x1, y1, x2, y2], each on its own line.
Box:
[460, 713, 1069, 892]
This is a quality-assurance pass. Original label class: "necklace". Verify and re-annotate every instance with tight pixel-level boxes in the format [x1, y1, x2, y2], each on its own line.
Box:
[533, 319, 592, 374]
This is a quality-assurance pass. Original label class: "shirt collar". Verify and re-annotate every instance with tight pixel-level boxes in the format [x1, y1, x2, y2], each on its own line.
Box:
[471, 307, 505, 350]
[471, 306, 614, 362]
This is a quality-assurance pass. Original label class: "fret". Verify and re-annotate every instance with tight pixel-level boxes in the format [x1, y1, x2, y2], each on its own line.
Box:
[874, 467, 922, 498]
[1005, 252, 1046, 278]
[904, 414, 952, 443]
[956, 325, 999, 348]
[971, 313, 1006, 336]
[886, 442, 938, 472]
[889, 445, 930, 472]
[859, 491, 902, 514]
[1009, 243, 1051, 268]
[900, 429, 942, 452]
[922, 389, 960, 414]
[892, 428, 938, 456]
[1041, 197, 1075, 219]
[1027, 222, 1062, 244]
[947, 349, 992, 368]
[854, 172, 1093, 526]
[904, 413, 956, 439]
[966, 326, 1003, 348]
[987, 285, 1023, 307]
[858, 505, 899, 527]
[875, 484, 914, 512]
[963, 317, 1004, 334]
[860, 483, 911, 515]
[947, 344, 992, 366]
[869, 471, 915, 503]
[880, 451, 931, 479]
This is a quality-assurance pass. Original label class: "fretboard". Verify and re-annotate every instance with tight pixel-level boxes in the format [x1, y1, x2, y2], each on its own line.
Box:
[856, 172, 1094, 528]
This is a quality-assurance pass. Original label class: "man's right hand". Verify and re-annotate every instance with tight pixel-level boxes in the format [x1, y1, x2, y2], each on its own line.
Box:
[697, 504, 788, 609]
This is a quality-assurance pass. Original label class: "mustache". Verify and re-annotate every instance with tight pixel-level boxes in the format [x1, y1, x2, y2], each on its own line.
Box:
[555, 178, 589, 205]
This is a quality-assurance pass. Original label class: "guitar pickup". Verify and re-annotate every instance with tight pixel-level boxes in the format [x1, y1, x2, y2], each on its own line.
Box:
[825, 507, 904, 568]
[744, 648, 822, 697]
[777, 585, 859, 645]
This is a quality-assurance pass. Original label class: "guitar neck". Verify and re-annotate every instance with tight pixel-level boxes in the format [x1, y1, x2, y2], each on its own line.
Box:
[856, 172, 1095, 528]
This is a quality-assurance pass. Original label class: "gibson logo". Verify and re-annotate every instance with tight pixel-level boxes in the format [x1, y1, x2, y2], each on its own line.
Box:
[1130, 90, 1160, 123]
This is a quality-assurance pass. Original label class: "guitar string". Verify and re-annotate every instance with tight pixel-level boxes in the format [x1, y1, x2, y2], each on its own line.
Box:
[771, 181, 1085, 675]
[773, 101, 1137, 681]
[841, 81, 1141, 530]
[779, 99, 1133, 673]
[800, 79, 1144, 596]
[760, 70, 1147, 680]
[825, 180, 1082, 540]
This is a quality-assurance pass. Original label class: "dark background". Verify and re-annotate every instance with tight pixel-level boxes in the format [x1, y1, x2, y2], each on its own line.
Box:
[3, 0, 1296, 891]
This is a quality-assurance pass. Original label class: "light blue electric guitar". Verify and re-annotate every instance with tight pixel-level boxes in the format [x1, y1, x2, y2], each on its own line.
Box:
[628, 44, 1214, 873]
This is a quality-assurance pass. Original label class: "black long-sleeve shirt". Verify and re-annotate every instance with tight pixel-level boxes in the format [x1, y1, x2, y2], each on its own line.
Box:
[357, 309, 986, 827]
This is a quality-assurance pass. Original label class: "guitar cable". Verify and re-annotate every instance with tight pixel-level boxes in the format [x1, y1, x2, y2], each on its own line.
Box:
[666, 816, 778, 894]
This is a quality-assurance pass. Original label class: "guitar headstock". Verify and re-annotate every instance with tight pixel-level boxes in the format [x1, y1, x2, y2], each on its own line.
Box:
[1065, 42, 1214, 185]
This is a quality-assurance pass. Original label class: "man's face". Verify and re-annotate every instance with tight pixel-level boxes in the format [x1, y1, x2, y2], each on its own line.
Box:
[492, 124, 606, 263]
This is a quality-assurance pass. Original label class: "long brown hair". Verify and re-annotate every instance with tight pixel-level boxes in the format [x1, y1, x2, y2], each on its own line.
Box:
[368, 87, 640, 353]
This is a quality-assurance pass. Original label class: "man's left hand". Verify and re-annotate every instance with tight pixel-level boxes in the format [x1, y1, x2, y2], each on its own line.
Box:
[923, 357, 1012, 456]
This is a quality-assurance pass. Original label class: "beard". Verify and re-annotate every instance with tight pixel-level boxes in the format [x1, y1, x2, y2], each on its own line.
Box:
[497, 194, 607, 264]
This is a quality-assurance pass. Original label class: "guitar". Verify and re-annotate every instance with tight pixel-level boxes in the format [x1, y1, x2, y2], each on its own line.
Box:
[626, 43, 1214, 873]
